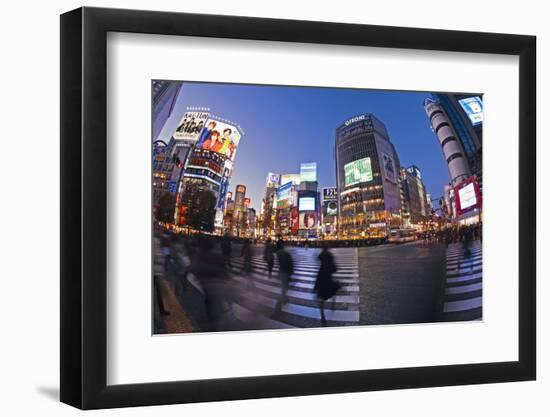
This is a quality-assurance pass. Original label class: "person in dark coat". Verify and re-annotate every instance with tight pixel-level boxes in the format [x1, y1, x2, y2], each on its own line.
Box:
[314, 247, 340, 326]
[275, 240, 294, 311]
[263, 238, 275, 277]
[241, 238, 252, 274]
[190, 236, 230, 331]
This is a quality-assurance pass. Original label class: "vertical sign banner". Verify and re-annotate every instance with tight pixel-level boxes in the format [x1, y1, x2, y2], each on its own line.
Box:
[381, 152, 397, 184]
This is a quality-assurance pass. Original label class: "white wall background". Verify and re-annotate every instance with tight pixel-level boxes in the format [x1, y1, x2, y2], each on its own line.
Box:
[0, 0, 545, 415]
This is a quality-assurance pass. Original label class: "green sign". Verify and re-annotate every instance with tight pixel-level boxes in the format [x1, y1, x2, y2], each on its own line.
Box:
[344, 157, 373, 186]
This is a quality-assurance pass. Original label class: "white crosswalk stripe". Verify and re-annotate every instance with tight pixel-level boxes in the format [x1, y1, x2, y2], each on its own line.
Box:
[229, 246, 360, 327]
[442, 241, 482, 321]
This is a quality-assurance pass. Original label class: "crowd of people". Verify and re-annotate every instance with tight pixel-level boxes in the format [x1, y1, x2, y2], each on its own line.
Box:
[153, 229, 343, 331]
[154, 223, 482, 332]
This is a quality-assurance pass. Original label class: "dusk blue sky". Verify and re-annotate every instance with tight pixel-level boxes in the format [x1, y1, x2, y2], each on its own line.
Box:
[157, 81, 451, 212]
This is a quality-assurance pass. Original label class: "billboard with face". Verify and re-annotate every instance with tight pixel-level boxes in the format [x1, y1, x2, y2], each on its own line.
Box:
[173, 111, 210, 141]
[299, 212, 317, 229]
[196, 117, 242, 161]
[458, 96, 483, 126]
[344, 157, 373, 186]
[381, 152, 397, 184]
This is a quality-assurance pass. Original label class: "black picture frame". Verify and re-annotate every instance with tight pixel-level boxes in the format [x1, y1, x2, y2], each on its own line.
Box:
[60, 6, 536, 410]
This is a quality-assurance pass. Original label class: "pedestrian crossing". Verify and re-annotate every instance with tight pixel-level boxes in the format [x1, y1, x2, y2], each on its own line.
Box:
[229, 246, 361, 328]
[441, 240, 483, 321]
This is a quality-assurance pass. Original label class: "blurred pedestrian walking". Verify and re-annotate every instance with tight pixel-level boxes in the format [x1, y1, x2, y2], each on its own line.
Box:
[263, 238, 275, 278]
[314, 246, 340, 326]
[275, 240, 294, 311]
[241, 238, 252, 274]
[190, 235, 232, 331]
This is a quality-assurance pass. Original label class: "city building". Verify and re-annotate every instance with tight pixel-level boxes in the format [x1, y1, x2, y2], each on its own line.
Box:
[152, 81, 182, 142]
[425, 96, 483, 225]
[261, 173, 281, 237]
[400, 165, 430, 225]
[431, 94, 483, 183]
[334, 114, 403, 237]
[298, 163, 320, 239]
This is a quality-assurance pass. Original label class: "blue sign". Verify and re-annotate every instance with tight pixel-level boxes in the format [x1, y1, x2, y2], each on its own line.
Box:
[458, 96, 483, 126]
[168, 181, 178, 193]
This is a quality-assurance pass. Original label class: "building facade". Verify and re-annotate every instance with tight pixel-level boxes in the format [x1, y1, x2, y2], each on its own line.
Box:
[335, 114, 403, 237]
[152, 81, 182, 142]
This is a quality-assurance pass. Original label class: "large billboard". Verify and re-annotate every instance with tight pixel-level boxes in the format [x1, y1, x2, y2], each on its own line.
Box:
[280, 173, 300, 186]
[324, 201, 338, 217]
[276, 182, 293, 209]
[381, 152, 397, 184]
[300, 162, 317, 182]
[299, 212, 317, 230]
[173, 111, 210, 141]
[195, 117, 242, 161]
[453, 176, 482, 216]
[344, 157, 373, 186]
[323, 187, 338, 201]
[458, 96, 483, 126]
[298, 197, 316, 211]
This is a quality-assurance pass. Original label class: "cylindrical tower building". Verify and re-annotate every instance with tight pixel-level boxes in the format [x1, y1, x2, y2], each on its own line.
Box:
[424, 98, 470, 186]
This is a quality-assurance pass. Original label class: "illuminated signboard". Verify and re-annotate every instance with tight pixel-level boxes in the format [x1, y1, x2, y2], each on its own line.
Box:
[196, 117, 242, 161]
[300, 162, 317, 182]
[173, 110, 210, 141]
[324, 201, 338, 216]
[323, 187, 338, 201]
[458, 183, 477, 210]
[280, 173, 300, 186]
[458, 96, 483, 126]
[265, 172, 280, 187]
[344, 157, 373, 186]
[299, 212, 317, 229]
[344, 114, 366, 126]
[453, 177, 481, 216]
[298, 197, 315, 211]
[276, 182, 293, 209]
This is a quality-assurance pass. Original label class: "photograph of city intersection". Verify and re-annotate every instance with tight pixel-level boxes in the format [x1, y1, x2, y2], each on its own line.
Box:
[152, 81, 483, 334]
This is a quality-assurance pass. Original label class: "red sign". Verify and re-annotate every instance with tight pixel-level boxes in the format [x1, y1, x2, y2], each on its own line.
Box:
[291, 207, 299, 236]
[453, 176, 482, 217]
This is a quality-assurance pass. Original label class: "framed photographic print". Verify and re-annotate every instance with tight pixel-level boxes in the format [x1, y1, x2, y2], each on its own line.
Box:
[60, 6, 536, 410]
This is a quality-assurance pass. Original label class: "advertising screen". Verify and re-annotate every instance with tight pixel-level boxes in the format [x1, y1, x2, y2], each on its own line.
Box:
[276, 182, 293, 209]
[281, 173, 301, 186]
[381, 152, 397, 183]
[458, 96, 484, 126]
[196, 117, 242, 161]
[300, 162, 317, 182]
[344, 157, 372, 186]
[298, 197, 315, 211]
[265, 172, 280, 187]
[299, 212, 317, 229]
[173, 111, 210, 141]
[324, 201, 338, 216]
[458, 182, 477, 210]
[323, 187, 338, 201]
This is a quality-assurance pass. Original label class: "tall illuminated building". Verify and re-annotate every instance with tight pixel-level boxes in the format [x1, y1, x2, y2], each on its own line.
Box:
[431, 93, 483, 183]
[152, 81, 182, 142]
[334, 114, 402, 237]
